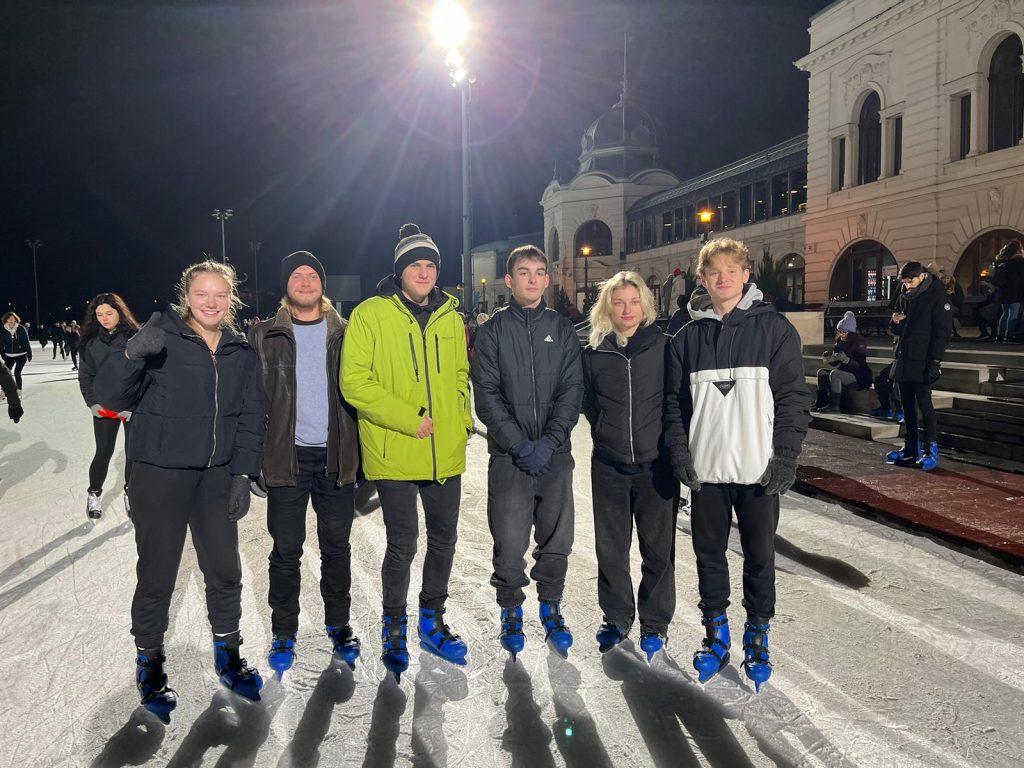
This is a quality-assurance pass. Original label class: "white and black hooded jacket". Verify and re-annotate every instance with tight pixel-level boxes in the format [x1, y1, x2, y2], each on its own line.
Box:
[663, 283, 809, 484]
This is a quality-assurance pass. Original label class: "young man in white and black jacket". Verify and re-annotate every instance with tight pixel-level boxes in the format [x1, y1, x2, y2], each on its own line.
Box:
[663, 237, 808, 693]
[471, 245, 583, 659]
[248, 251, 362, 678]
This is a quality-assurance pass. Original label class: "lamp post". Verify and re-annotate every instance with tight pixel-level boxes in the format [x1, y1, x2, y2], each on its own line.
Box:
[581, 244, 593, 305]
[698, 210, 713, 243]
[211, 209, 234, 263]
[480, 276, 487, 313]
[432, 1, 473, 296]
[249, 241, 262, 317]
[25, 239, 41, 332]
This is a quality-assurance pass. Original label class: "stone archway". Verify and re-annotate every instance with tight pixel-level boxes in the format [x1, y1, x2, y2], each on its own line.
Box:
[954, 228, 1024, 295]
[828, 240, 898, 302]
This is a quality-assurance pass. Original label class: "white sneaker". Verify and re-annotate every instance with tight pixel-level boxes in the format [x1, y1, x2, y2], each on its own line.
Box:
[87, 490, 102, 520]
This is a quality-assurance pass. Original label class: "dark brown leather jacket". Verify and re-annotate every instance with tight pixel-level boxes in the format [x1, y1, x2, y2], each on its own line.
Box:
[248, 306, 359, 487]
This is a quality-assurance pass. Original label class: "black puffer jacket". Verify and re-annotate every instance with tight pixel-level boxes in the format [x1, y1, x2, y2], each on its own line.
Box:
[582, 323, 669, 466]
[891, 274, 952, 383]
[94, 307, 265, 475]
[471, 298, 583, 455]
[78, 328, 132, 407]
[1, 324, 32, 359]
[248, 306, 359, 487]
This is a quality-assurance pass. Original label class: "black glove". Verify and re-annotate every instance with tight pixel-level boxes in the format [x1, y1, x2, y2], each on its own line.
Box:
[926, 362, 941, 385]
[8, 402, 23, 424]
[249, 474, 268, 498]
[509, 438, 535, 467]
[759, 455, 799, 496]
[516, 436, 557, 477]
[671, 449, 701, 491]
[227, 475, 252, 522]
[125, 312, 167, 360]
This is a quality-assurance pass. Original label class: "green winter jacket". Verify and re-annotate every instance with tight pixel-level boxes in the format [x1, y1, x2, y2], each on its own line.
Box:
[341, 285, 472, 481]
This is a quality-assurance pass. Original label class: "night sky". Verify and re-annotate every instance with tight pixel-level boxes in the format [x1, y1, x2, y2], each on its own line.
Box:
[2, 0, 832, 325]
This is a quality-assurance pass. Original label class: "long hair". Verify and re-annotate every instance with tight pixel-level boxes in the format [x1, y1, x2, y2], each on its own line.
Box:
[279, 295, 334, 316]
[81, 293, 141, 345]
[175, 260, 244, 329]
[589, 271, 658, 348]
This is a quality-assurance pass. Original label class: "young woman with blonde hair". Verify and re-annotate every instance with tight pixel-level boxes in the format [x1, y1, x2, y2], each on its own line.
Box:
[95, 259, 266, 721]
[581, 271, 677, 660]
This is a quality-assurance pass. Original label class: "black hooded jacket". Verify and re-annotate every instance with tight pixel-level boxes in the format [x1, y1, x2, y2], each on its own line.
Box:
[891, 274, 952, 383]
[79, 327, 132, 407]
[582, 322, 669, 467]
[94, 307, 265, 475]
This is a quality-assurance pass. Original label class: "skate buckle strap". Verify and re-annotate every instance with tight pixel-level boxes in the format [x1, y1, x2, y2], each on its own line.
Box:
[423, 609, 463, 649]
[384, 616, 408, 652]
[502, 613, 524, 634]
[541, 602, 567, 639]
[743, 622, 771, 664]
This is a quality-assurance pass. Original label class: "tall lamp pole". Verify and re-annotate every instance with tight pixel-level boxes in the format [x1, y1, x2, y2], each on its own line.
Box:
[212, 209, 234, 263]
[581, 244, 593, 304]
[25, 239, 41, 332]
[249, 241, 262, 317]
[432, 1, 474, 299]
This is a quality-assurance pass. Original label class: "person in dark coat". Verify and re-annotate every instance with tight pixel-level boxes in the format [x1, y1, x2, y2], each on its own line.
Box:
[667, 292, 690, 335]
[78, 293, 141, 520]
[94, 259, 266, 722]
[885, 262, 952, 471]
[991, 240, 1023, 343]
[65, 321, 81, 370]
[0, 358, 23, 423]
[582, 270, 676, 659]
[1, 312, 32, 390]
[813, 311, 872, 413]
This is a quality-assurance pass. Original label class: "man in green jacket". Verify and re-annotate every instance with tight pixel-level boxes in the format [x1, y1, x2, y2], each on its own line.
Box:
[341, 223, 473, 682]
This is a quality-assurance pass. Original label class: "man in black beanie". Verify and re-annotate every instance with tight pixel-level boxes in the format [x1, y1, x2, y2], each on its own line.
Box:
[249, 250, 362, 677]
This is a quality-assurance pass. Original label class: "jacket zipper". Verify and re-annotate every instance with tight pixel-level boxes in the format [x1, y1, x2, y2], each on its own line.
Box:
[422, 328, 438, 481]
[528, 311, 538, 435]
[207, 352, 219, 467]
[435, 334, 440, 374]
[594, 348, 634, 463]
[408, 333, 420, 382]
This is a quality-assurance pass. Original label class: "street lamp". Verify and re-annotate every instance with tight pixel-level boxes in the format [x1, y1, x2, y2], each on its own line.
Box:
[211, 209, 234, 263]
[581, 244, 593, 304]
[432, 1, 474, 303]
[480, 276, 487, 312]
[698, 210, 713, 243]
[25, 239, 41, 332]
[249, 241, 262, 317]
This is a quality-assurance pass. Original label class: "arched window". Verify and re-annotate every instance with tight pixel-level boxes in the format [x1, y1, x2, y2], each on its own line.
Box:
[549, 229, 560, 263]
[573, 220, 613, 258]
[858, 92, 882, 185]
[988, 35, 1024, 152]
[781, 253, 805, 305]
[829, 240, 898, 302]
[954, 228, 1024, 296]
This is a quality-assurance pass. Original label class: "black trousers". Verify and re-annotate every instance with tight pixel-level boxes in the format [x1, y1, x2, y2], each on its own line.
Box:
[267, 446, 355, 636]
[52, 339, 64, 359]
[590, 456, 678, 634]
[376, 476, 462, 616]
[690, 483, 779, 620]
[899, 380, 937, 449]
[875, 363, 902, 411]
[487, 452, 575, 607]
[129, 462, 242, 648]
[89, 416, 131, 493]
[1, 354, 26, 389]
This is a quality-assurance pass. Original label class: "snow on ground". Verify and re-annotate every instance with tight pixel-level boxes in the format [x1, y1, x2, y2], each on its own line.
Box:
[1, 347, 1023, 767]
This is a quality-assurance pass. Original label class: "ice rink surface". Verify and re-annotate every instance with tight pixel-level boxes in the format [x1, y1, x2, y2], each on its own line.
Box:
[1, 351, 1023, 767]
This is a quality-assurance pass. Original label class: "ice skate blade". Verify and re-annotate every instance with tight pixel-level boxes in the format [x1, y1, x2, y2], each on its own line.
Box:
[547, 641, 570, 659]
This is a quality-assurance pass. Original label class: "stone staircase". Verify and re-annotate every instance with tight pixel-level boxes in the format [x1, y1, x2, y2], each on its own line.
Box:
[803, 341, 1024, 462]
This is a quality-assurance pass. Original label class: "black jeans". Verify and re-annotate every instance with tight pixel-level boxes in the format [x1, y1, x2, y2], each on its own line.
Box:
[376, 476, 462, 616]
[1, 354, 26, 389]
[899, 380, 937, 449]
[89, 416, 131, 493]
[267, 446, 355, 636]
[591, 456, 678, 634]
[875, 363, 902, 411]
[129, 462, 242, 648]
[487, 452, 575, 607]
[690, 483, 779, 620]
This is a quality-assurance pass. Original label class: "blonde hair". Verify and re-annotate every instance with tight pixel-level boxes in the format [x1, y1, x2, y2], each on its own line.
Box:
[280, 295, 334, 315]
[696, 237, 751, 274]
[589, 271, 657, 348]
[175, 259, 243, 329]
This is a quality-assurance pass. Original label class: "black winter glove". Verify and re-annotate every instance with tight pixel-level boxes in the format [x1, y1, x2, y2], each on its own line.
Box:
[125, 312, 167, 360]
[516, 436, 557, 477]
[759, 455, 799, 496]
[227, 475, 252, 522]
[670, 449, 701, 491]
[926, 362, 941, 385]
[8, 402, 23, 424]
[249, 474, 268, 498]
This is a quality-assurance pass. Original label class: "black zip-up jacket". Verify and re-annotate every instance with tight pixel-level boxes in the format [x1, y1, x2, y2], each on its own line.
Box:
[471, 298, 583, 455]
[582, 323, 669, 467]
[891, 274, 952, 383]
[78, 328, 132, 407]
[94, 307, 265, 475]
[248, 305, 359, 487]
[1, 324, 32, 359]
[664, 284, 809, 484]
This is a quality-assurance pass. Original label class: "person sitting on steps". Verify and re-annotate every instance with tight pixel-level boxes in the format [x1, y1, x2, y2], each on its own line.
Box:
[813, 311, 871, 414]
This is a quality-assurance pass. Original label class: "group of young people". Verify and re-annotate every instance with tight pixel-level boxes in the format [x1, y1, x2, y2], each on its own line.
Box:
[77, 225, 807, 723]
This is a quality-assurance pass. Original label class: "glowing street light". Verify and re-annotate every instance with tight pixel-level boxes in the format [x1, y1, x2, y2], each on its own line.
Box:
[581, 245, 594, 304]
[431, 1, 469, 51]
[698, 210, 714, 243]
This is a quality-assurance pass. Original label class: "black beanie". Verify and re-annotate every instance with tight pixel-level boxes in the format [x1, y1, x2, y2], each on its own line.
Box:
[393, 223, 440, 278]
[280, 251, 326, 295]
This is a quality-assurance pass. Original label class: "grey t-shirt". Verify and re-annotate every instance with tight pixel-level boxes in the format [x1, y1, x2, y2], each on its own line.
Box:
[292, 317, 329, 447]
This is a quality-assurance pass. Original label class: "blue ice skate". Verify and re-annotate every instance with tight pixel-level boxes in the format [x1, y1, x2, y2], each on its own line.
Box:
[741, 619, 772, 693]
[539, 600, 573, 657]
[326, 624, 361, 669]
[136, 648, 177, 724]
[267, 635, 296, 680]
[214, 633, 263, 701]
[381, 614, 409, 683]
[916, 441, 939, 472]
[595, 622, 627, 653]
[500, 606, 526, 661]
[640, 631, 667, 662]
[693, 612, 731, 683]
[418, 608, 468, 666]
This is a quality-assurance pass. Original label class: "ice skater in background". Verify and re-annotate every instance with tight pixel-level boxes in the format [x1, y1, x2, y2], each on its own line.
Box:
[471, 245, 583, 660]
[1, 312, 32, 391]
[582, 271, 677, 661]
[663, 237, 808, 692]
[0, 358, 23, 423]
[95, 259, 266, 721]
[249, 251, 362, 678]
[78, 293, 140, 520]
